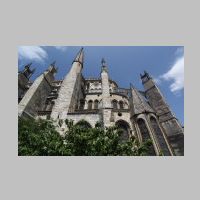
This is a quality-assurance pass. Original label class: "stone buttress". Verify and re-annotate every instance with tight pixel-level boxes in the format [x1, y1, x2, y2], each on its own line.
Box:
[18, 64, 57, 118]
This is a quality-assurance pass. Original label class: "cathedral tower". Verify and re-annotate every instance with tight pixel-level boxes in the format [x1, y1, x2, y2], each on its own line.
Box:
[51, 48, 84, 120]
[140, 71, 184, 155]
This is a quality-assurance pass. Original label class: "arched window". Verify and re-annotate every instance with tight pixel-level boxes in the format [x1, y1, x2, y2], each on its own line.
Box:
[94, 100, 99, 109]
[116, 120, 130, 141]
[150, 117, 171, 156]
[112, 100, 118, 109]
[88, 100, 93, 110]
[79, 99, 85, 110]
[75, 120, 92, 129]
[137, 118, 156, 155]
[119, 101, 124, 109]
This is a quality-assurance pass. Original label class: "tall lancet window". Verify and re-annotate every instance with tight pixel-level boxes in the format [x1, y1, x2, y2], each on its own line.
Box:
[112, 100, 118, 109]
[116, 120, 130, 141]
[150, 117, 171, 156]
[119, 101, 124, 109]
[94, 100, 99, 109]
[137, 118, 156, 156]
[88, 100, 93, 110]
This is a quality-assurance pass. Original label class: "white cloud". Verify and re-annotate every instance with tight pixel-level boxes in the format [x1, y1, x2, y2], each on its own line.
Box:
[175, 46, 184, 56]
[54, 46, 68, 52]
[161, 56, 184, 93]
[18, 46, 48, 62]
[154, 77, 161, 85]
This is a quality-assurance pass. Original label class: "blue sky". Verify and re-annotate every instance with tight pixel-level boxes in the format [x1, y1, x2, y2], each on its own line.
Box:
[18, 46, 184, 125]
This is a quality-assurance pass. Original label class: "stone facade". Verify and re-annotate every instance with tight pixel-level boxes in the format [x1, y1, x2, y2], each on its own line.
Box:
[18, 49, 184, 156]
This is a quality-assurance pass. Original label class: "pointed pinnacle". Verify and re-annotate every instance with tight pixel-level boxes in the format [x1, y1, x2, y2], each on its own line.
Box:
[24, 63, 32, 69]
[74, 47, 84, 64]
[51, 61, 56, 67]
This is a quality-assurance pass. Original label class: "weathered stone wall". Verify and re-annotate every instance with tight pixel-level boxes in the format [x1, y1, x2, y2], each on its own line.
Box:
[18, 73, 29, 90]
[161, 118, 183, 136]
[167, 134, 184, 156]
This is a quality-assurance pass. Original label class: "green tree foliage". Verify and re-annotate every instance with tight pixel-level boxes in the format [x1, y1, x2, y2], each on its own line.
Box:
[18, 118, 67, 156]
[18, 118, 152, 156]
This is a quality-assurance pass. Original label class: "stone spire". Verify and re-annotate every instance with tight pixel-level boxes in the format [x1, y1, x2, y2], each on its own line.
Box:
[73, 47, 84, 65]
[51, 48, 84, 120]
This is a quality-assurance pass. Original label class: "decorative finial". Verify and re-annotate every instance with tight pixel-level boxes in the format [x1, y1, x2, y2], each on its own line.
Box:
[101, 58, 106, 66]
[51, 61, 56, 67]
[144, 70, 150, 78]
[23, 63, 35, 78]
[24, 63, 32, 69]
[130, 83, 133, 88]
[101, 58, 108, 73]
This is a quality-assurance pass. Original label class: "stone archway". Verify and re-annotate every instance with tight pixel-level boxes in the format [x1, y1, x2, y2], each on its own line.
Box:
[115, 120, 130, 141]
[75, 120, 92, 129]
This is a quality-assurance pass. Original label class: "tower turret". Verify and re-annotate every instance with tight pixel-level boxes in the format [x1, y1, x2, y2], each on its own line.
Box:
[18, 63, 35, 103]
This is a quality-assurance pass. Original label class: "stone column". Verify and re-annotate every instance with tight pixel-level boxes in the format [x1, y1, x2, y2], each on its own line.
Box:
[100, 59, 112, 127]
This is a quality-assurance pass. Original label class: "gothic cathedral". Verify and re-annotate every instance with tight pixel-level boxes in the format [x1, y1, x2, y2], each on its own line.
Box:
[18, 48, 184, 156]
